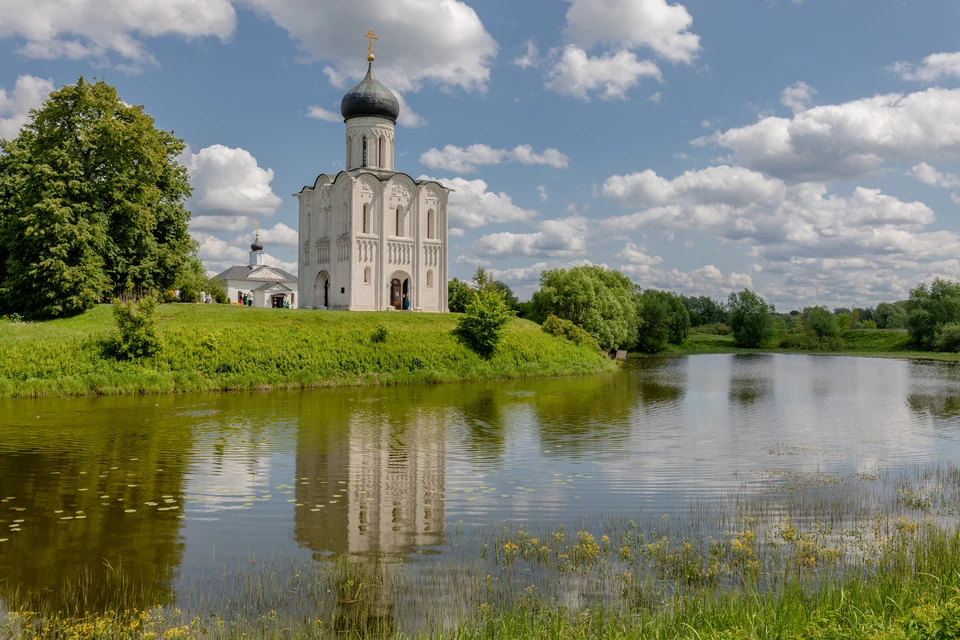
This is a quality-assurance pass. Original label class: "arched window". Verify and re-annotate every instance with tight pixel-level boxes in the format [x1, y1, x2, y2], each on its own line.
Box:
[343, 203, 349, 235]
[378, 138, 384, 168]
[427, 209, 435, 239]
[426, 270, 434, 287]
[346, 136, 352, 166]
[396, 207, 402, 236]
[362, 203, 370, 234]
[364, 266, 371, 284]
[362, 137, 368, 167]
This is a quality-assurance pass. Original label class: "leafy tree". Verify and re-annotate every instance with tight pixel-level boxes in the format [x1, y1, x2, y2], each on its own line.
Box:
[807, 306, 840, 339]
[935, 322, 960, 353]
[541, 315, 599, 351]
[681, 295, 726, 326]
[666, 293, 691, 344]
[833, 307, 851, 316]
[0, 77, 194, 318]
[448, 278, 472, 313]
[727, 289, 774, 348]
[634, 290, 671, 354]
[530, 265, 636, 351]
[207, 278, 228, 304]
[491, 280, 519, 311]
[905, 279, 960, 350]
[874, 301, 907, 329]
[456, 287, 514, 357]
[105, 296, 161, 360]
[837, 312, 852, 332]
[174, 256, 208, 303]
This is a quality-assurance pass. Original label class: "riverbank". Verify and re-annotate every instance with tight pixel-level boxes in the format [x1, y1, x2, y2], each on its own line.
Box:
[0, 305, 615, 398]
[659, 329, 960, 361]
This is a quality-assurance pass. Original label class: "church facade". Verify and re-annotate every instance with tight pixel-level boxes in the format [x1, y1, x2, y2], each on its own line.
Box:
[296, 37, 450, 312]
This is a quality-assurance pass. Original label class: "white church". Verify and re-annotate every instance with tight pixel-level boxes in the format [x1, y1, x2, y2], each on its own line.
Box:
[296, 33, 450, 312]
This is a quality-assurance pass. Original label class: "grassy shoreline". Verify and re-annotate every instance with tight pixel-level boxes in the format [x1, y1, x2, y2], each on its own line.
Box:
[656, 330, 960, 362]
[0, 305, 616, 399]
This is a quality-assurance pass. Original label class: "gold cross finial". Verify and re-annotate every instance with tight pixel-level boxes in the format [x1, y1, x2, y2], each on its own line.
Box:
[365, 30, 378, 62]
[255, 220, 259, 238]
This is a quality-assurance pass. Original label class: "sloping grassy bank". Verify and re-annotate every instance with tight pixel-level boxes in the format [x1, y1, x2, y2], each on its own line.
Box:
[0, 305, 615, 398]
[660, 329, 960, 361]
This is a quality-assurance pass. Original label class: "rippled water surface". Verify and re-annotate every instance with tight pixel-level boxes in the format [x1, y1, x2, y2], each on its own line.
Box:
[2, 353, 960, 612]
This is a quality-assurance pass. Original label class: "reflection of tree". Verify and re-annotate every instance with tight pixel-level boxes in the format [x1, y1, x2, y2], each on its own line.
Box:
[293, 386, 446, 558]
[907, 393, 960, 420]
[728, 355, 773, 406]
[457, 388, 507, 462]
[634, 357, 686, 406]
[0, 397, 192, 611]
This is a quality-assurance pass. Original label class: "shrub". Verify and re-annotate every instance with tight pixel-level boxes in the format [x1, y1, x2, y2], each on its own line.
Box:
[861, 320, 877, 330]
[541, 315, 600, 351]
[691, 323, 732, 335]
[371, 322, 390, 344]
[456, 289, 514, 357]
[934, 322, 960, 353]
[106, 297, 161, 360]
[448, 278, 473, 313]
[807, 306, 840, 339]
[727, 289, 774, 348]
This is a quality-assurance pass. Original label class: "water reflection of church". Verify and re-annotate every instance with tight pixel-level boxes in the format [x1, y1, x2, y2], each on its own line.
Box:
[294, 398, 446, 557]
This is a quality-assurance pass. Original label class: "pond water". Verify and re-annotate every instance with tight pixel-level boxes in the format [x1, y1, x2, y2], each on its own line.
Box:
[2, 353, 960, 623]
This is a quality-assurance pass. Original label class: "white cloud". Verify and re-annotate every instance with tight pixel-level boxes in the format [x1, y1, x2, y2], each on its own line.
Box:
[0, 75, 54, 140]
[470, 217, 589, 259]
[616, 243, 662, 266]
[780, 81, 817, 113]
[180, 144, 283, 219]
[419, 144, 570, 172]
[306, 106, 341, 123]
[514, 39, 539, 69]
[621, 262, 754, 296]
[545, 46, 662, 101]
[890, 52, 960, 83]
[487, 259, 603, 286]
[417, 175, 537, 228]
[235, 222, 298, 247]
[537, 185, 548, 202]
[953, 193, 960, 206]
[563, 0, 700, 64]
[0, 0, 235, 69]
[243, 0, 498, 94]
[908, 162, 960, 188]
[694, 88, 960, 182]
[648, 91, 662, 103]
[190, 215, 254, 232]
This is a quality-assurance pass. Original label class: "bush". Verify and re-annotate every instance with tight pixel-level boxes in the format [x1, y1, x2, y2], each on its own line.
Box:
[456, 289, 514, 357]
[448, 278, 473, 313]
[691, 323, 732, 335]
[541, 315, 600, 351]
[207, 278, 228, 304]
[727, 289, 774, 348]
[934, 322, 960, 353]
[370, 322, 390, 344]
[807, 306, 840, 339]
[106, 297, 161, 360]
[861, 320, 877, 330]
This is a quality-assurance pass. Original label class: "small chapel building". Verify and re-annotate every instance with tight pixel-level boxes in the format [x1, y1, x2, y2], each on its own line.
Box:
[213, 235, 299, 308]
[296, 34, 450, 311]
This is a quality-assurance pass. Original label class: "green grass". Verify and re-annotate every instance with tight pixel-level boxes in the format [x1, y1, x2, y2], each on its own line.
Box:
[659, 329, 960, 362]
[0, 305, 615, 398]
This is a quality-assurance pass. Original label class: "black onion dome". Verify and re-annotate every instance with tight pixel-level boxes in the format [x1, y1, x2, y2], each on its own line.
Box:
[340, 63, 400, 122]
[251, 237, 263, 252]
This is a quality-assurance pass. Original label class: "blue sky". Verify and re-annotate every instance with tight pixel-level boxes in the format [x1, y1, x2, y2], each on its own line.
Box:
[1, 0, 959, 308]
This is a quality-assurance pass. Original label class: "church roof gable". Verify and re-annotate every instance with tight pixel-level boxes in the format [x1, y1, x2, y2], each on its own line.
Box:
[212, 265, 298, 284]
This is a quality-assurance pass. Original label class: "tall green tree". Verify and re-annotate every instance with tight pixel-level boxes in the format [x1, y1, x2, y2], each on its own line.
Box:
[727, 289, 774, 348]
[635, 289, 690, 353]
[807, 306, 840, 339]
[530, 265, 636, 351]
[905, 279, 960, 350]
[0, 77, 194, 318]
[448, 278, 472, 313]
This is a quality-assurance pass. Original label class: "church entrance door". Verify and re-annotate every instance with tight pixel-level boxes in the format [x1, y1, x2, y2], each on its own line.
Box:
[391, 278, 402, 309]
[271, 295, 284, 308]
[316, 272, 330, 309]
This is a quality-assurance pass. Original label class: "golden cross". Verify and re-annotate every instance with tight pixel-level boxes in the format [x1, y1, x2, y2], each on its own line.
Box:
[255, 220, 259, 238]
[365, 30, 378, 59]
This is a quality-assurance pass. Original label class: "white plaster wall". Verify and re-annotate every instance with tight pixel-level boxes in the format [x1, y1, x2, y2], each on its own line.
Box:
[345, 117, 395, 171]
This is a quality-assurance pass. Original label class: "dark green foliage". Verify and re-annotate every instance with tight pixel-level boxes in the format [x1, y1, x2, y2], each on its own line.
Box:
[0, 77, 194, 318]
[540, 315, 600, 351]
[448, 278, 473, 313]
[680, 295, 727, 326]
[666, 293, 691, 344]
[727, 289, 774, 348]
[875, 302, 907, 329]
[905, 279, 960, 350]
[174, 256, 208, 303]
[371, 322, 390, 344]
[530, 265, 636, 351]
[807, 306, 841, 339]
[634, 289, 688, 353]
[207, 278, 228, 304]
[934, 323, 960, 353]
[691, 323, 732, 335]
[456, 288, 515, 357]
[106, 297, 160, 360]
[491, 280, 520, 311]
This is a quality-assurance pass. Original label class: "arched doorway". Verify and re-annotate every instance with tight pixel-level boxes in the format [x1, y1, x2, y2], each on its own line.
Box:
[315, 271, 330, 308]
[388, 271, 411, 310]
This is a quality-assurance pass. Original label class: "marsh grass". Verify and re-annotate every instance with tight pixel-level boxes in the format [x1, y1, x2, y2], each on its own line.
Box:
[0, 305, 614, 398]
[5, 462, 960, 639]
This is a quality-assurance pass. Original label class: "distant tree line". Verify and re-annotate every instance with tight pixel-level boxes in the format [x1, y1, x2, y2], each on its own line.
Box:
[450, 265, 960, 355]
[0, 77, 223, 319]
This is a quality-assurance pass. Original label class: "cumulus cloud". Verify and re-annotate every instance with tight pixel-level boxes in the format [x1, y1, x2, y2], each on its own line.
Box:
[514, 39, 539, 69]
[470, 217, 589, 259]
[235, 222, 299, 247]
[420, 144, 570, 173]
[306, 106, 341, 123]
[545, 46, 662, 101]
[621, 262, 754, 296]
[537, 185, 548, 202]
[780, 81, 817, 113]
[648, 91, 663, 103]
[180, 144, 283, 221]
[908, 162, 960, 188]
[0, 75, 54, 140]
[693, 88, 960, 183]
[616, 243, 662, 266]
[243, 0, 498, 94]
[195, 229, 298, 275]
[0, 0, 235, 69]
[889, 52, 960, 83]
[563, 0, 700, 64]
[418, 175, 537, 228]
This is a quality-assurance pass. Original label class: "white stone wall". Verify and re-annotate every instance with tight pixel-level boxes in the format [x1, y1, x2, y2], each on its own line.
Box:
[345, 116, 395, 171]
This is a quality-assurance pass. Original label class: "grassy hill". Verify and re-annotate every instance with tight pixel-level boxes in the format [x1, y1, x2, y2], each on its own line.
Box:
[0, 305, 616, 398]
